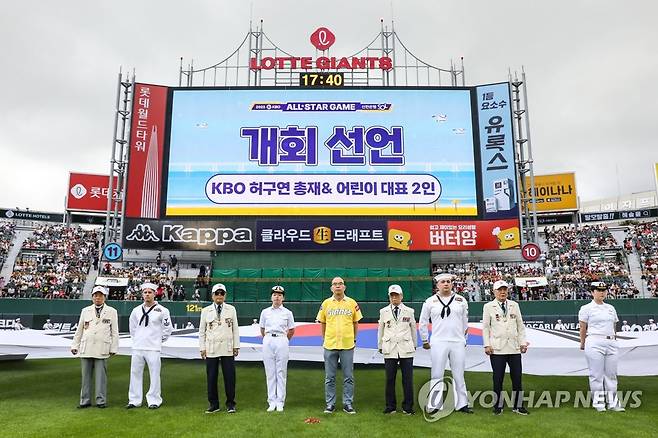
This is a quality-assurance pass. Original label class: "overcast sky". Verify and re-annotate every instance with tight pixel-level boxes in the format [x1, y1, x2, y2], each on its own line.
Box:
[1, 0, 656, 212]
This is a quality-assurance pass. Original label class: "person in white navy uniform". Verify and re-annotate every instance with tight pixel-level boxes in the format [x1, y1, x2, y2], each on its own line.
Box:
[419, 273, 473, 414]
[71, 285, 119, 408]
[43, 319, 55, 330]
[482, 280, 529, 416]
[578, 281, 625, 412]
[377, 284, 417, 415]
[126, 282, 173, 409]
[259, 285, 295, 412]
[620, 320, 631, 332]
[199, 283, 240, 414]
[648, 319, 657, 331]
[554, 319, 567, 331]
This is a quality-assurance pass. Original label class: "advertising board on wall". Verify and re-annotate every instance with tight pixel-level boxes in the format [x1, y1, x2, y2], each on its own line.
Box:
[66, 173, 120, 212]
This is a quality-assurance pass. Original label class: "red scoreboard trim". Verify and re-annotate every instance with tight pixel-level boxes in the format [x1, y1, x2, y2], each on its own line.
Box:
[387, 219, 521, 251]
[125, 83, 168, 219]
[66, 173, 120, 212]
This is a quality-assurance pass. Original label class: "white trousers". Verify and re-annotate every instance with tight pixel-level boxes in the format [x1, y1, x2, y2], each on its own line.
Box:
[584, 337, 619, 409]
[429, 340, 468, 410]
[263, 335, 289, 407]
[129, 349, 162, 406]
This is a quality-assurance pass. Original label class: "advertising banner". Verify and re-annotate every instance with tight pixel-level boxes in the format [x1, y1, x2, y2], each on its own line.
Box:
[125, 83, 168, 219]
[256, 220, 387, 250]
[165, 87, 482, 217]
[122, 218, 256, 251]
[0, 208, 63, 223]
[525, 173, 578, 211]
[580, 208, 658, 223]
[66, 173, 119, 212]
[534, 212, 575, 225]
[387, 218, 521, 251]
[476, 83, 518, 219]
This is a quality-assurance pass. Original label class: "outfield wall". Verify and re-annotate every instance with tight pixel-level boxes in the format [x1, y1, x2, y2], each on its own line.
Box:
[2, 298, 657, 332]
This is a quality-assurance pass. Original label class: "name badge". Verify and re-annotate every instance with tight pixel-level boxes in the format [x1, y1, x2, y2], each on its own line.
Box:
[402, 317, 410, 322]
[102, 318, 111, 324]
[510, 314, 517, 319]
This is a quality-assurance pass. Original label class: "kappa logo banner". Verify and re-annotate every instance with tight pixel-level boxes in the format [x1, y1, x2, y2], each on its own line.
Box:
[122, 219, 255, 250]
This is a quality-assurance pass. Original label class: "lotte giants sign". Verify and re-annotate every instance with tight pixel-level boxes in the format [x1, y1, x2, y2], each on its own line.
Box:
[66, 173, 120, 212]
[250, 27, 392, 71]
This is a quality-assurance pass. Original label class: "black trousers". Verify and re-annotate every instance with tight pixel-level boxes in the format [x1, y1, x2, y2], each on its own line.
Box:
[384, 357, 414, 411]
[206, 356, 236, 409]
[490, 353, 523, 409]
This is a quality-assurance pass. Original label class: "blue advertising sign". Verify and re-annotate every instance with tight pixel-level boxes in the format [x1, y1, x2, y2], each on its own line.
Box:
[476, 83, 518, 219]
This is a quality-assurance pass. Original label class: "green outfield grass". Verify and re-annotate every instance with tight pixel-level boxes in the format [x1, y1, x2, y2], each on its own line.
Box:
[0, 357, 656, 437]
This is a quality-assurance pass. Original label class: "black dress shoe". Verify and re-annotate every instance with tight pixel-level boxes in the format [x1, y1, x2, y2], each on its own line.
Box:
[96, 404, 106, 409]
[512, 407, 529, 415]
[383, 407, 396, 414]
[77, 404, 91, 409]
[458, 406, 474, 414]
[205, 406, 221, 414]
[125, 404, 138, 409]
[148, 404, 160, 410]
[493, 407, 503, 416]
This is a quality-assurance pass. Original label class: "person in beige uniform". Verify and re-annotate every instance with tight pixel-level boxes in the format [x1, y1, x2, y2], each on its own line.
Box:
[482, 280, 529, 416]
[199, 283, 240, 414]
[71, 285, 119, 409]
[377, 284, 417, 415]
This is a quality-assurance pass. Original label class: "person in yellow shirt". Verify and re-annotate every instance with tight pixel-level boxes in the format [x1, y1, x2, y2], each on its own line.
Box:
[316, 277, 363, 414]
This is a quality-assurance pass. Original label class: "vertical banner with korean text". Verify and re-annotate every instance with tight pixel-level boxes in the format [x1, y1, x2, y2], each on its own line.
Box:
[125, 83, 168, 219]
[476, 83, 518, 220]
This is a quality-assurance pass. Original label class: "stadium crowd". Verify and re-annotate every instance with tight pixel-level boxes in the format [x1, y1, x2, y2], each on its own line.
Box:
[1, 219, 657, 301]
[1, 225, 98, 298]
[628, 221, 658, 298]
[544, 224, 638, 299]
[98, 260, 188, 301]
[0, 221, 15, 270]
[433, 224, 642, 301]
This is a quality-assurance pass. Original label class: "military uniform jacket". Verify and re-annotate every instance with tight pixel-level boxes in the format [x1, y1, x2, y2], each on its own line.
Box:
[71, 305, 119, 359]
[482, 299, 527, 355]
[199, 303, 240, 357]
[377, 304, 418, 359]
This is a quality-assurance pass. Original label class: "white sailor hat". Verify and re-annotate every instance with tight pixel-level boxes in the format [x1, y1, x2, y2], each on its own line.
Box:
[140, 282, 158, 292]
[212, 283, 227, 294]
[92, 285, 108, 296]
[434, 273, 453, 282]
[590, 281, 607, 290]
[271, 285, 285, 294]
[388, 284, 403, 296]
[493, 280, 509, 290]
